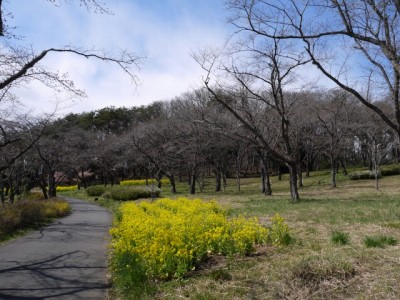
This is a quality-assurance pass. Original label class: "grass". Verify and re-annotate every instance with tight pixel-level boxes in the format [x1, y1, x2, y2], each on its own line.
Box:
[331, 231, 350, 245]
[364, 235, 398, 248]
[59, 169, 400, 299]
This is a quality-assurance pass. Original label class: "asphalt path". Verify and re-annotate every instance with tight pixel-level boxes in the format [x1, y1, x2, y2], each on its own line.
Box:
[0, 197, 112, 300]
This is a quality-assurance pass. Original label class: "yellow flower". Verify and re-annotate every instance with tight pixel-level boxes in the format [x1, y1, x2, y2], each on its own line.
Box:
[110, 197, 287, 279]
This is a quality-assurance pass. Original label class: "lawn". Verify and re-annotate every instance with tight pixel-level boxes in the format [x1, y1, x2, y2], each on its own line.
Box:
[61, 170, 400, 299]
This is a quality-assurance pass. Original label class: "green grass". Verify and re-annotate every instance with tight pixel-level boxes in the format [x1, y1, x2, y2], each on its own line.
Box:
[59, 169, 400, 299]
[364, 235, 398, 248]
[331, 231, 350, 245]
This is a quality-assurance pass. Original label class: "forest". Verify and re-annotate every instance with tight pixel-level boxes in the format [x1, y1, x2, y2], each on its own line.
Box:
[1, 0, 399, 202]
[1, 87, 397, 203]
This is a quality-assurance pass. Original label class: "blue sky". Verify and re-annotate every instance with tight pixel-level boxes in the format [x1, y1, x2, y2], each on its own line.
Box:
[7, 0, 229, 114]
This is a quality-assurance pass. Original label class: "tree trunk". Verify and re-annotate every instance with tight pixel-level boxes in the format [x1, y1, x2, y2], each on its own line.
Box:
[168, 174, 177, 194]
[298, 164, 303, 188]
[214, 170, 221, 192]
[38, 174, 48, 199]
[261, 165, 266, 193]
[374, 163, 379, 191]
[199, 173, 205, 192]
[305, 160, 311, 177]
[9, 189, 14, 204]
[8, 176, 14, 203]
[178, 169, 183, 182]
[339, 158, 348, 175]
[261, 162, 272, 196]
[156, 173, 162, 189]
[331, 157, 337, 188]
[190, 172, 196, 194]
[81, 168, 87, 188]
[222, 173, 227, 190]
[0, 173, 4, 204]
[236, 167, 241, 192]
[41, 185, 48, 199]
[48, 172, 57, 197]
[277, 166, 282, 180]
[103, 171, 108, 187]
[288, 164, 300, 202]
[265, 170, 272, 196]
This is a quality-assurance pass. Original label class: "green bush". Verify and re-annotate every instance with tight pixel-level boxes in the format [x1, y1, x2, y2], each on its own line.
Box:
[380, 165, 400, 176]
[86, 185, 107, 196]
[331, 231, 350, 245]
[364, 235, 397, 248]
[109, 186, 160, 201]
[348, 170, 381, 180]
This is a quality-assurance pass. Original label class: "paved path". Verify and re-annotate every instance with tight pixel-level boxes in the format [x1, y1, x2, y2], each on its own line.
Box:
[0, 197, 112, 299]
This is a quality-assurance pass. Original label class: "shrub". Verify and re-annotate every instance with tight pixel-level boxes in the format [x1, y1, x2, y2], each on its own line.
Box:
[110, 197, 290, 292]
[380, 165, 400, 176]
[364, 235, 398, 248]
[120, 179, 169, 186]
[109, 186, 160, 201]
[16, 200, 46, 226]
[56, 185, 78, 192]
[0, 205, 21, 236]
[42, 199, 71, 218]
[23, 192, 45, 200]
[86, 185, 107, 197]
[331, 231, 350, 245]
[348, 170, 381, 180]
[0, 199, 70, 239]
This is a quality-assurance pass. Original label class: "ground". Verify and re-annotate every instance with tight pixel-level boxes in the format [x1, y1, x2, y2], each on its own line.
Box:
[62, 169, 400, 299]
[0, 197, 112, 299]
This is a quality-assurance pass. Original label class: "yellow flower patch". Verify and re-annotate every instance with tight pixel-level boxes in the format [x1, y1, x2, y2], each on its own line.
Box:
[56, 185, 78, 192]
[111, 197, 288, 280]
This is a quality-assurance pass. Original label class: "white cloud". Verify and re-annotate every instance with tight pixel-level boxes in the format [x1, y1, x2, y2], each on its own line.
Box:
[8, 0, 227, 114]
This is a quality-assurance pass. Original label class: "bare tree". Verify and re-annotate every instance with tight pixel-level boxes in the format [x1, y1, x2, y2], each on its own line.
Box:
[196, 34, 310, 201]
[128, 119, 180, 193]
[315, 90, 356, 187]
[0, 1, 142, 199]
[0, 1, 142, 107]
[355, 107, 395, 190]
[0, 113, 49, 173]
[227, 0, 400, 143]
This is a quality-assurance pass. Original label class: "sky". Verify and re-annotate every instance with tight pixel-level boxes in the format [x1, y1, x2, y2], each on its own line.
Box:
[7, 0, 229, 115]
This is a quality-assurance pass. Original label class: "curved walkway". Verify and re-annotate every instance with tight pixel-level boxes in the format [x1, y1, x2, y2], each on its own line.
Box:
[0, 197, 112, 299]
